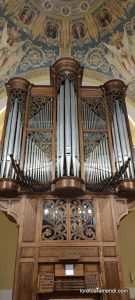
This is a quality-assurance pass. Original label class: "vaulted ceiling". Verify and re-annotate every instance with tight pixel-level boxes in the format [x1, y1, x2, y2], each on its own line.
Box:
[0, 0, 135, 141]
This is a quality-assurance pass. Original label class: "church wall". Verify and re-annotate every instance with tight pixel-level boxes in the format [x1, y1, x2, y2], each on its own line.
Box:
[118, 210, 135, 290]
[0, 212, 18, 292]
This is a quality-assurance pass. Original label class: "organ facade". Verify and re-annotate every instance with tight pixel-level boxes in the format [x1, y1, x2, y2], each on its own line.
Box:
[0, 58, 135, 300]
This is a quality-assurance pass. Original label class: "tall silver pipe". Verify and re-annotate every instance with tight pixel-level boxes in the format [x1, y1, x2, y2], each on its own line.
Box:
[120, 107, 135, 178]
[59, 85, 64, 176]
[113, 110, 123, 166]
[13, 111, 21, 162]
[75, 94, 80, 177]
[71, 82, 79, 176]
[89, 108, 92, 130]
[65, 79, 71, 176]
[27, 138, 32, 177]
[1, 104, 13, 177]
[5, 99, 18, 177]
[116, 101, 127, 160]
[105, 138, 111, 176]
[11, 110, 22, 178]
[57, 94, 60, 177]
[36, 146, 40, 181]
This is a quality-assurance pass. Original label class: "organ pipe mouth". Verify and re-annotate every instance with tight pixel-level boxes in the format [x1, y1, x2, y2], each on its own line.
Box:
[51, 176, 85, 196]
[0, 178, 20, 198]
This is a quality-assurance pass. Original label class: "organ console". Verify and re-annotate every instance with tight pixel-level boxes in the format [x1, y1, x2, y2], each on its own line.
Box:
[0, 57, 134, 300]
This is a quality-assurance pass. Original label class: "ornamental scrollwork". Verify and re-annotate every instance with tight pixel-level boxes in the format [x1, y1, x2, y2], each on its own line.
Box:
[41, 199, 96, 241]
[57, 71, 76, 91]
[28, 96, 52, 121]
[42, 199, 67, 240]
[82, 97, 106, 130]
[71, 199, 96, 240]
[8, 88, 28, 121]
[27, 131, 52, 160]
[83, 132, 106, 160]
[107, 91, 125, 121]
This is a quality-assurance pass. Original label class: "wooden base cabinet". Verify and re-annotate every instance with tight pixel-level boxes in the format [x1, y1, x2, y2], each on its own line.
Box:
[9, 194, 130, 300]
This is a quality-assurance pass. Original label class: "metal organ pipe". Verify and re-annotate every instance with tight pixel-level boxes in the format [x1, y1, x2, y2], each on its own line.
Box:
[71, 82, 79, 177]
[120, 107, 135, 177]
[82, 103, 105, 130]
[85, 137, 111, 183]
[0, 104, 13, 178]
[110, 99, 135, 179]
[24, 136, 52, 183]
[65, 79, 72, 176]
[56, 78, 80, 177]
[56, 84, 60, 176]
[29, 99, 53, 129]
[59, 86, 64, 177]
[5, 99, 18, 177]
[0, 99, 23, 179]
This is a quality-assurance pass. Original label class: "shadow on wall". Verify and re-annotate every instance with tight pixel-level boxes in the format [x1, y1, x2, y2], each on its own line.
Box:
[0, 211, 18, 300]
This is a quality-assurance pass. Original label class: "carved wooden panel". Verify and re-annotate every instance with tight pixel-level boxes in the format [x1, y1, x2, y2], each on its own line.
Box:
[103, 247, 116, 257]
[42, 199, 67, 240]
[105, 261, 120, 289]
[99, 198, 115, 242]
[104, 261, 124, 299]
[39, 264, 54, 273]
[55, 277, 85, 290]
[38, 272, 54, 292]
[22, 198, 37, 242]
[21, 247, 35, 258]
[18, 262, 34, 300]
[85, 272, 100, 288]
[0, 199, 20, 224]
[39, 247, 99, 258]
[42, 199, 96, 241]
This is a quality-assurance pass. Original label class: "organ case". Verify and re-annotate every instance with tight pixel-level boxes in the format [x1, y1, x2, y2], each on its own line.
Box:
[0, 57, 134, 300]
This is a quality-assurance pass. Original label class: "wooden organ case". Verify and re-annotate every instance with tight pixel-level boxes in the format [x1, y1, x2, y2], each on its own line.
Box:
[0, 58, 135, 300]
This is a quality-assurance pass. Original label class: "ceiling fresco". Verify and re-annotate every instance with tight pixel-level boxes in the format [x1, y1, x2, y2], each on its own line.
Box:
[0, 0, 135, 109]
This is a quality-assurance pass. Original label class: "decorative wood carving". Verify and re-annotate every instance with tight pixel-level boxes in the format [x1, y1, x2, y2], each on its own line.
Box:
[85, 272, 101, 289]
[38, 272, 54, 292]
[0, 199, 20, 224]
[55, 278, 85, 290]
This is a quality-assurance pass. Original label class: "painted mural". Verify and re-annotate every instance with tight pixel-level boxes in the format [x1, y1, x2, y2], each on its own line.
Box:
[0, 0, 134, 102]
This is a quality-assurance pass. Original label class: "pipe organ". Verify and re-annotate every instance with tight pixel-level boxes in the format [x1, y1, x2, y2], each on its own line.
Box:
[0, 58, 135, 300]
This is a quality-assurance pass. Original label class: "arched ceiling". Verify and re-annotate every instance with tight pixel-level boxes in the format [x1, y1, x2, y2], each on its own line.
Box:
[0, 0, 135, 140]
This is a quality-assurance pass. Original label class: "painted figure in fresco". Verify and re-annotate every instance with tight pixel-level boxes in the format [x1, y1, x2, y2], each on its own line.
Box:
[0, 22, 25, 76]
[72, 23, 85, 39]
[97, 8, 112, 27]
[19, 5, 35, 25]
[46, 22, 58, 39]
[104, 29, 135, 80]
[44, 1, 52, 11]
[62, 6, 70, 16]
[80, 1, 89, 12]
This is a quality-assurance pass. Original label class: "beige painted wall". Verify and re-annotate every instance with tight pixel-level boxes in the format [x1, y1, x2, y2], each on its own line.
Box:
[118, 209, 135, 288]
[0, 212, 18, 289]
